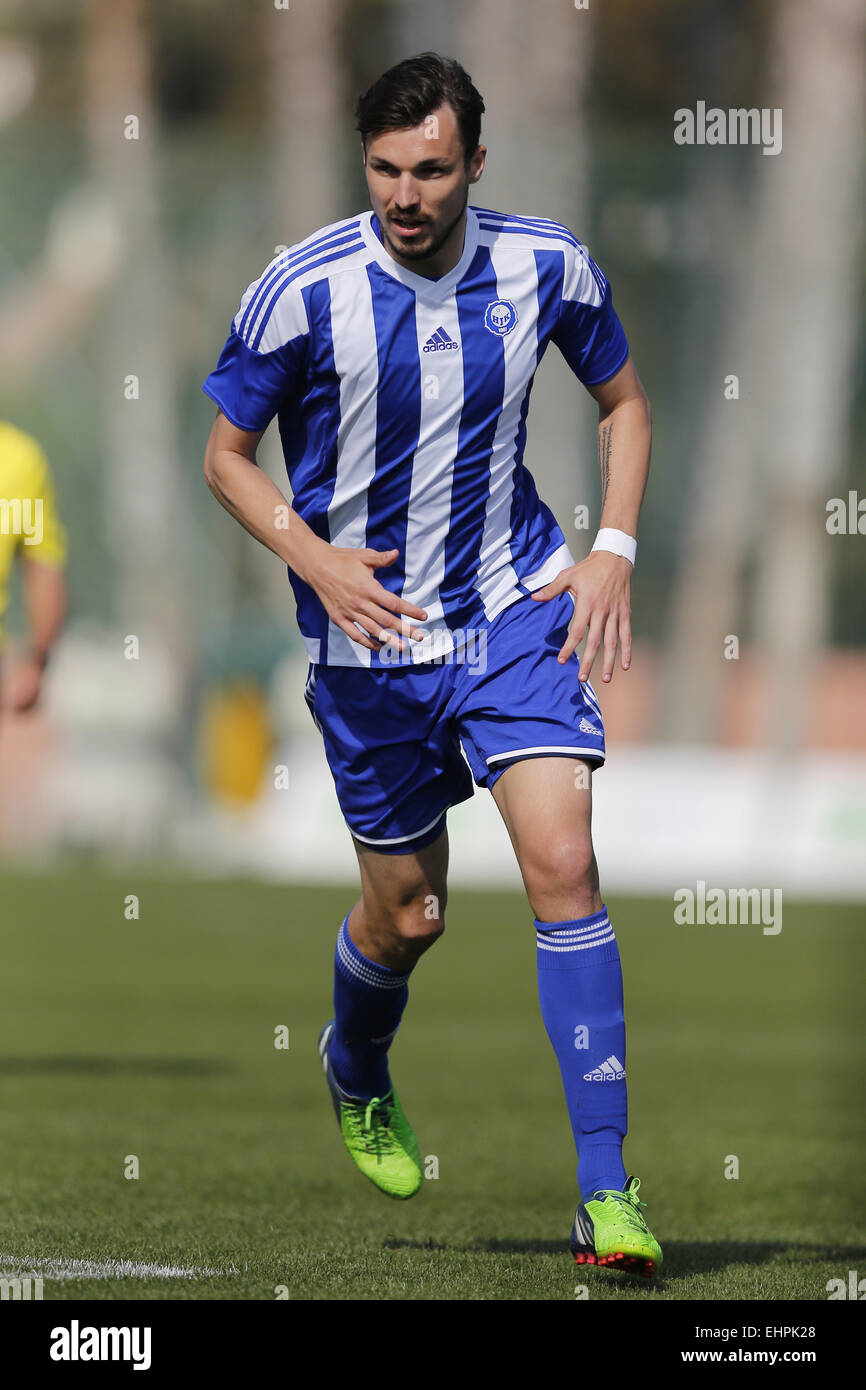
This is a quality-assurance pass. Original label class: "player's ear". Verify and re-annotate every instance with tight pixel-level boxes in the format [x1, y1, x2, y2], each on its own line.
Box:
[468, 144, 486, 183]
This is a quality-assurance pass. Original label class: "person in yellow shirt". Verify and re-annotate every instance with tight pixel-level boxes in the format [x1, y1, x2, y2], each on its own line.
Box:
[0, 421, 67, 712]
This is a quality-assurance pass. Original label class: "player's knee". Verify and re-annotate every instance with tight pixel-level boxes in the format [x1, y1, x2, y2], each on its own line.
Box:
[522, 837, 598, 909]
[364, 883, 446, 961]
[372, 904, 444, 969]
[391, 881, 446, 941]
[394, 903, 446, 946]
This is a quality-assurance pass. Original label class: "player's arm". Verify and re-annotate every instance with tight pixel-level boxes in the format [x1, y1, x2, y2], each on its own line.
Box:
[203, 410, 427, 652]
[532, 356, 651, 682]
[3, 440, 69, 712]
[589, 356, 651, 541]
[5, 558, 67, 712]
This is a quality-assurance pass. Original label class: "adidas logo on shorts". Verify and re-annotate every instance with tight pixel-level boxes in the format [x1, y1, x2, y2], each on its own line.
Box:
[583, 1054, 626, 1081]
[579, 717, 601, 736]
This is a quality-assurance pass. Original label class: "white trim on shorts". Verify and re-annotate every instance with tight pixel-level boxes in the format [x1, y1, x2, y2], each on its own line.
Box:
[347, 808, 449, 847]
[485, 745, 604, 765]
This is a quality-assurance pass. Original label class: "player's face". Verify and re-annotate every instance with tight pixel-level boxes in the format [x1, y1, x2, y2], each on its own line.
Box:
[363, 103, 485, 272]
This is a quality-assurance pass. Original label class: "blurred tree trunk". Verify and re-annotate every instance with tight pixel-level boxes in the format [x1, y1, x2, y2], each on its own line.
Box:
[751, 0, 865, 752]
[657, 163, 755, 743]
[268, 0, 344, 246]
[82, 0, 183, 644]
[253, 0, 345, 613]
[661, 0, 865, 749]
[457, 0, 593, 543]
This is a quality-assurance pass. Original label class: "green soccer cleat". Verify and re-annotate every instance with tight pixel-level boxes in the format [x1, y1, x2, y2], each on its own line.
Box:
[317, 1021, 423, 1200]
[570, 1176, 663, 1278]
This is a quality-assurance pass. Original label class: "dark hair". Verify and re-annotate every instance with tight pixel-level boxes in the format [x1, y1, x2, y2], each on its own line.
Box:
[355, 53, 484, 164]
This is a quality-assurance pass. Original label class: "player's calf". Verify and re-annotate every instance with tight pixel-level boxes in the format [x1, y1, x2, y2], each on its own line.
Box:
[351, 834, 449, 970]
[348, 896, 445, 973]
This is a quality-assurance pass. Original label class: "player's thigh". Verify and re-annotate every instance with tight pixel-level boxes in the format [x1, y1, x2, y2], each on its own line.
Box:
[353, 824, 449, 932]
[490, 755, 597, 897]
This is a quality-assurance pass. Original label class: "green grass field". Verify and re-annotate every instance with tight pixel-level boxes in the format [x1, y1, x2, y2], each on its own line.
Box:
[0, 868, 862, 1301]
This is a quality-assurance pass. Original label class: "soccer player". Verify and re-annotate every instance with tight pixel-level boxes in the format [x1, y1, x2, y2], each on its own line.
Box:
[203, 53, 661, 1277]
[0, 420, 67, 713]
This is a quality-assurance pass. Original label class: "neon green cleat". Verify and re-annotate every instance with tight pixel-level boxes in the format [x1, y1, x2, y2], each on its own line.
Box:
[318, 1021, 422, 1200]
[570, 1176, 663, 1278]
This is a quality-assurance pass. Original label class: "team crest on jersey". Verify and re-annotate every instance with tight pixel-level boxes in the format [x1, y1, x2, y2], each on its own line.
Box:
[484, 299, 518, 337]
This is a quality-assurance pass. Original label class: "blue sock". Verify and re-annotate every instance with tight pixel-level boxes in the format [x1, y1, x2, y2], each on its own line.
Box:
[536, 906, 628, 1202]
[330, 915, 412, 1100]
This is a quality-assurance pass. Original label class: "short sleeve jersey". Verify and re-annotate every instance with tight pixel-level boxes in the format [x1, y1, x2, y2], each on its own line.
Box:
[0, 421, 67, 645]
[203, 205, 628, 666]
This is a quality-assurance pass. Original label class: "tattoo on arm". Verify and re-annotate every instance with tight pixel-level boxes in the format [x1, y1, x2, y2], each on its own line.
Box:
[599, 420, 613, 512]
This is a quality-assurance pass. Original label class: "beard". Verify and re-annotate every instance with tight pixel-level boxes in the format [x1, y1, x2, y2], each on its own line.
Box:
[383, 190, 469, 263]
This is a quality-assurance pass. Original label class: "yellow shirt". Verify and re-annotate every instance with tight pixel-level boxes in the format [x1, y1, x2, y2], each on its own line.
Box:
[0, 421, 67, 644]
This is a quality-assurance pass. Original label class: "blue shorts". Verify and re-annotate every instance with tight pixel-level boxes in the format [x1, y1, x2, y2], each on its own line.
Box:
[303, 591, 605, 853]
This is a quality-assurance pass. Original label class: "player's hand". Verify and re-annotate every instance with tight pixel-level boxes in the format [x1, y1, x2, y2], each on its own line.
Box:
[2, 654, 45, 712]
[306, 546, 428, 653]
[531, 551, 632, 682]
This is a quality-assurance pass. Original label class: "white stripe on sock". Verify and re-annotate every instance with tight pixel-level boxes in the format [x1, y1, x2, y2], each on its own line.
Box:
[337, 928, 409, 989]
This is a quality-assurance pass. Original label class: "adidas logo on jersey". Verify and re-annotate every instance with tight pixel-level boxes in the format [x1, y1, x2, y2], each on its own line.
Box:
[422, 327, 460, 353]
[579, 717, 601, 736]
[583, 1054, 625, 1082]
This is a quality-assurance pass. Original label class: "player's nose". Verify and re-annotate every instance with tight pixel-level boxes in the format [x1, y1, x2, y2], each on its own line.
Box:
[393, 174, 420, 208]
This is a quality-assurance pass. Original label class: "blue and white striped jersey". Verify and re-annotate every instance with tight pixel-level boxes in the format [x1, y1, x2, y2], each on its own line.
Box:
[203, 204, 628, 666]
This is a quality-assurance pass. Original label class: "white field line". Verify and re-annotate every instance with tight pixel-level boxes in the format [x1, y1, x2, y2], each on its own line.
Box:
[0, 1253, 240, 1281]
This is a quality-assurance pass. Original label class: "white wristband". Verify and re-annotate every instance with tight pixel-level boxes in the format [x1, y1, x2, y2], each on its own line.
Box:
[591, 528, 637, 566]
